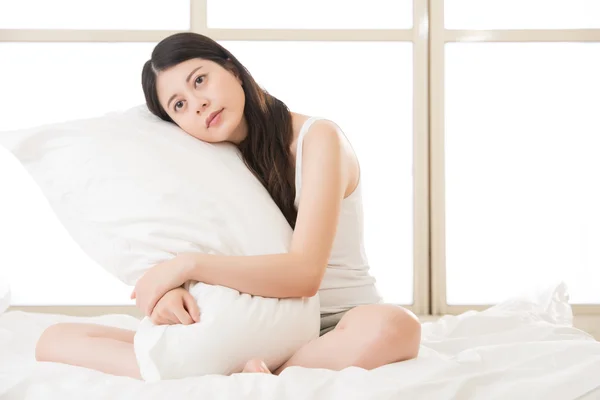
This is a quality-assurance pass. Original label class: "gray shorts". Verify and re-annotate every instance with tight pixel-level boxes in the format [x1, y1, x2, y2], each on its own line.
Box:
[319, 310, 350, 336]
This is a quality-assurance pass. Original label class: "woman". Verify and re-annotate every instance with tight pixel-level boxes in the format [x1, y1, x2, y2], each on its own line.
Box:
[35, 32, 421, 379]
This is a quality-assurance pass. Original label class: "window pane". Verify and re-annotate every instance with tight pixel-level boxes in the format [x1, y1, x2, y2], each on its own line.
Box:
[208, 0, 412, 29]
[0, 147, 133, 305]
[221, 41, 414, 304]
[445, 0, 600, 29]
[0, 43, 154, 131]
[0, 0, 189, 30]
[445, 43, 600, 305]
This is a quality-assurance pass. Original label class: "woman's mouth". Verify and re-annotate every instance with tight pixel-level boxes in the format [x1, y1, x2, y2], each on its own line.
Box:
[206, 109, 224, 128]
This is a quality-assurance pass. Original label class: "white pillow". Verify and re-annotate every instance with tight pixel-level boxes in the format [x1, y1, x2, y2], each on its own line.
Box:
[0, 106, 320, 380]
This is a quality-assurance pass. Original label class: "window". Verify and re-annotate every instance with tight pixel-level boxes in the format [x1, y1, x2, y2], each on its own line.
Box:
[0, 43, 155, 131]
[431, 0, 600, 314]
[445, 0, 600, 29]
[0, 2, 420, 309]
[0, 0, 189, 30]
[207, 0, 412, 29]
[2, 1, 598, 320]
[445, 43, 600, 305]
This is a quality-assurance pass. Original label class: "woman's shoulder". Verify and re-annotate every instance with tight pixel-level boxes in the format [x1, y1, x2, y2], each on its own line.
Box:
[290, 113, 360, 198]
[290, 112, 355, 167]
[290, 112, 343, 141]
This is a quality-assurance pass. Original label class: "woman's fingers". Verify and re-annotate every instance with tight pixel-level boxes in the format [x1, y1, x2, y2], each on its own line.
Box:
[148, 289, 199, 325]
[151, 310, 174, 325]
[182, 291, 201, 323]
[173, 307, 194, 325]
[150, 306, 176, 325]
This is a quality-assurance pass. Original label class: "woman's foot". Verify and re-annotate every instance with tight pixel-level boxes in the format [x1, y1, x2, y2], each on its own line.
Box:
[242, 359, 272, 374]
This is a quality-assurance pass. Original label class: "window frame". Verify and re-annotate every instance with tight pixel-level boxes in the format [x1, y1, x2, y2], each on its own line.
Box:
[2, 0, 429, 317]
[430, 0, 600, 317]
[4, 1, 598, 338]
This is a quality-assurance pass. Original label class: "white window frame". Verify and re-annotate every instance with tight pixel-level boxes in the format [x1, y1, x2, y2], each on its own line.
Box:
[429, 0, 600, 337]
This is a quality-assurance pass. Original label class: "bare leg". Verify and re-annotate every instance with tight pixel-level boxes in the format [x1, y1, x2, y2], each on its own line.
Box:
[243, 304, 421, 375]
[35, 323, 141, 379]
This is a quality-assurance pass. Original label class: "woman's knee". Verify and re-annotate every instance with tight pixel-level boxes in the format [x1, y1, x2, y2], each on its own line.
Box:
[347, 304, 421, 363]
[36, 323, 68, 361]
[374, 305, 421, 361]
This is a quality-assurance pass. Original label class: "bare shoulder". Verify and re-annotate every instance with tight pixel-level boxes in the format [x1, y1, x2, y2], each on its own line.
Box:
[290, 112, 343, 148]
[290, 113, 359, 197]
[292, 115, 343, 155]
[305, 120, 343, 145]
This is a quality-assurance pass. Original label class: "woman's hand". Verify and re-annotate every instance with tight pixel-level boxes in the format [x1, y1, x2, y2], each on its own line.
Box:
[150, 287, 200, 325]
[131, 253, 196, 316]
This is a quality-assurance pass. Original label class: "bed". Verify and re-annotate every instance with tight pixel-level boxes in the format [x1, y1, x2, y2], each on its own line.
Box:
[1, 282, 599, 400]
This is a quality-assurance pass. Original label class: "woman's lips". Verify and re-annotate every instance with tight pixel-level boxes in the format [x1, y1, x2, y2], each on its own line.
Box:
[206, 109, 224, 128]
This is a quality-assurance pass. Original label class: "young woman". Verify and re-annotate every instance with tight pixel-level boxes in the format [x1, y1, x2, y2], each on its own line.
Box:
[35, 32, 421, 379]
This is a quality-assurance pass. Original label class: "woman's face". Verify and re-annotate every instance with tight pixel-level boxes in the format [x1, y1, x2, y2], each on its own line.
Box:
[156, 58, 247, 144]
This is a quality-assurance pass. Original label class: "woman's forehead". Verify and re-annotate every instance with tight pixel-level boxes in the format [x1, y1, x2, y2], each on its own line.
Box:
[161, 58, 212, 80]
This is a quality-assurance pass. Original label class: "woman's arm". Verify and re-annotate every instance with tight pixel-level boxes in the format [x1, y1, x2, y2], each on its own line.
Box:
[183, 121, 349, 298]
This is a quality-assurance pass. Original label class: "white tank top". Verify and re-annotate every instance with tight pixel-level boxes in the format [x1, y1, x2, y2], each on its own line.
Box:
[293, 117, 382, 314]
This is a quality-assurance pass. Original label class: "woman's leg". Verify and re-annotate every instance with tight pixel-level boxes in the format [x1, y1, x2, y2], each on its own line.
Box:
[243, 304, 421, 374]
[35, 323, 141, 379]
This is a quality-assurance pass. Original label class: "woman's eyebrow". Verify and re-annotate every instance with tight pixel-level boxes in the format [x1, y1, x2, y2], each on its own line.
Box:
[166, 66, 204, 109]
[185, 66, 203, 83]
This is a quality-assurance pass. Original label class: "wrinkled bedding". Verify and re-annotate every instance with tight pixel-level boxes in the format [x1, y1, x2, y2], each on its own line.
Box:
[1, 282, 599, 400]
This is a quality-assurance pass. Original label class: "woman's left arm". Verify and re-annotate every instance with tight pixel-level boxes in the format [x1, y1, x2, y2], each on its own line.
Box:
[133, 122, 347, 315]
[185, 121, 348, 297]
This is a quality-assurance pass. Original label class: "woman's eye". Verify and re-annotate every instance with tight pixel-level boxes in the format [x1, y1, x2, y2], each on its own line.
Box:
[174, 100, 184, 110]
[195, 75, 205, 86]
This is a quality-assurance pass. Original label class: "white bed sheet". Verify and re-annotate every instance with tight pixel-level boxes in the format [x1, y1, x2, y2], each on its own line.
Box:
[1, 282, 599, 400]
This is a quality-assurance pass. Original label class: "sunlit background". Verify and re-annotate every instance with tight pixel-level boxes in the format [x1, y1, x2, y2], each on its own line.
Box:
[1, 0, 598, 311]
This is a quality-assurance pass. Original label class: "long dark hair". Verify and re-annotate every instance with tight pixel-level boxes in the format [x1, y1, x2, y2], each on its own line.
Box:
[142, 32, 297, 228]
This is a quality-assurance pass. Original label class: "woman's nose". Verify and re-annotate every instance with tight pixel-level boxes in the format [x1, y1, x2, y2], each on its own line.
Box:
[193, 99, 209, 115]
